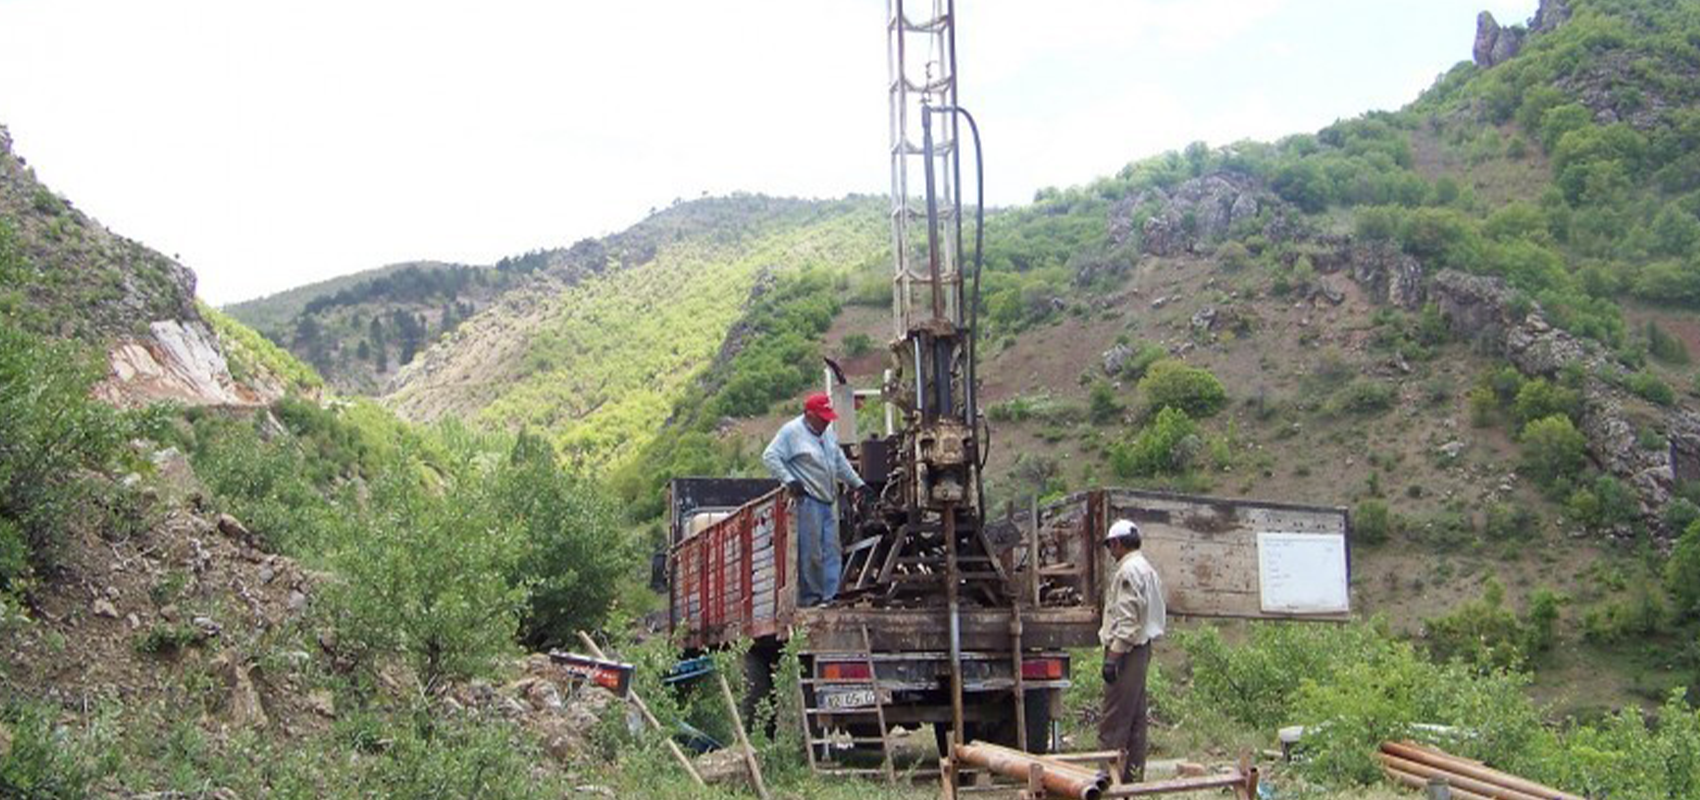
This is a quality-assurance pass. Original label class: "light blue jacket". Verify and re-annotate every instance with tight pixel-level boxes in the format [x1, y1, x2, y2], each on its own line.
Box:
[762, 416, 866, 504]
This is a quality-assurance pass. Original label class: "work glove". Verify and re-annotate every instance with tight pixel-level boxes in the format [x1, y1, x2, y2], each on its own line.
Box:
[1101, 656, 1119, 685]
[786, 480, 806, 498]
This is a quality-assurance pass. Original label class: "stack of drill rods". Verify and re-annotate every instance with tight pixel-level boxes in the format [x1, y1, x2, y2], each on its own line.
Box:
[954, 741, 1108, 800]
[1377, 741, 1582, 800]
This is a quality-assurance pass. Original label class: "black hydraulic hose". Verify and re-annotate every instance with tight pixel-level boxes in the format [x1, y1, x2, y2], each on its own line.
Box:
[931, 104, 988, 494]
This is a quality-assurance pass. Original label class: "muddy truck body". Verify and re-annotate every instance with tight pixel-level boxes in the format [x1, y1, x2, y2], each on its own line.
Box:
[666, 477, 1351, 749]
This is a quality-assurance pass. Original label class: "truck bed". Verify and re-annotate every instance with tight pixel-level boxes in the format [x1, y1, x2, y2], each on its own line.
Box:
[668, 480, 1352, 650]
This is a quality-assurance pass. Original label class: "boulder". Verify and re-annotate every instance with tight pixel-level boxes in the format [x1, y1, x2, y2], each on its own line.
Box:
[1102, 343, 1134, 376]
[92, 599, 119, 619]
[694, 748, 751, 788]
[211, 654, 268, 729]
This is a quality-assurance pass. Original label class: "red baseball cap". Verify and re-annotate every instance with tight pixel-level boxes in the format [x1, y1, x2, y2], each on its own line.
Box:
[804, 392, 838, 421]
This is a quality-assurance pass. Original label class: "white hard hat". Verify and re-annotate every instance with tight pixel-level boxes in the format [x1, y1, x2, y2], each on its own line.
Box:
[1105, 518, 1140, 542]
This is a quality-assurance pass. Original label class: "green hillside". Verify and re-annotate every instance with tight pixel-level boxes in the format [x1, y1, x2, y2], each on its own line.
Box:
[11, 1, 1700, 796]
[386, 195, 887, 467]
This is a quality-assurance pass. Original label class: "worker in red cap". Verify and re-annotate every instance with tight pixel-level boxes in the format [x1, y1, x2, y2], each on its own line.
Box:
[762, 391, 867, 606]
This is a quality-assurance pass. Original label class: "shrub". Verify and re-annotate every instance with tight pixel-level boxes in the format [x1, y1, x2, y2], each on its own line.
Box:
[1088, 382, 1125, 425]
[1421, 578, 1525, 673]
[321, 451, 528, 688]
[1625, 370, 1676, 406]
[1109, 407, 1199, 478]
[1513, 378, 1581, 426]
[1114, 341, 1169, 381]
[1468, 385, 1499, 427]
[1138, 360, 1227, 418]
[1484, 503, 1540, 540]
[1520, 415, 1590, 488]
[0, 324, 133, 586]
[1646, 321, 1690, 364]
[1354, 499, 1392, 545]
[1325, 379, 1396, 416]
[499, 433, 631, 649]
[1523, 588, 1564, 654]
[1666, 519, 1700, 616]
[840, 332, 874, 358]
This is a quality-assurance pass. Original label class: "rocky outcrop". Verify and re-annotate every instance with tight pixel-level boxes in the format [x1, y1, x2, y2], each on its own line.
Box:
[3, 124, 282, 408]
[96, 320, 279, 408]
[1111, 172, 1267, 257]
[1430, 270, 1700, 535]
[1309, 239, 1427, 310]
[1473, 12, 1526, 69]
[1474, 0, 1568, 69]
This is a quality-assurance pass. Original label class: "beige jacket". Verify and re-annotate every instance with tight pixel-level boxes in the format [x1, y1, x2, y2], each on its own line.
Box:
[1098, 550, 1166, 653]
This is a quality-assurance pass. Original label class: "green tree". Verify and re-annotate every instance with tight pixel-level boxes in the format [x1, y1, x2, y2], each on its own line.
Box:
[1138, 359, 1228, 418]
[1088, 382, 1124, 425]
[500, 432, 631, 649]
[1520, 414, 1589, 488]
[1109, 407, 1199, 478]
[1667, 519, 1700, 616]
[323, 452, 527, 688]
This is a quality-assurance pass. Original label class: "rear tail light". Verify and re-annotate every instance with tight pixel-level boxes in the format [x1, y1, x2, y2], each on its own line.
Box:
[820, 661, 873, 680]
[1021, 657, 1065, 680]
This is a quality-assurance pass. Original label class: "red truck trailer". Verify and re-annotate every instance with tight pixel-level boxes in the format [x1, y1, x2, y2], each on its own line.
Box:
[666, 478, 1351, 754]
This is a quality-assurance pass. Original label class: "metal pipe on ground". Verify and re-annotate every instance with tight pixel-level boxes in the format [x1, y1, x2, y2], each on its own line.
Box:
[1377, 753, 1552, 800]
[967, 740, 1109, 787]
[1380, 742, 1582, 800]
[954, 742, 1105, 800]
[1383, 766, 1496, 800]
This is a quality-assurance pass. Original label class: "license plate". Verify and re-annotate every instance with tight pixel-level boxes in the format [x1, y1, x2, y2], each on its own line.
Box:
[819, 687, 880, 710]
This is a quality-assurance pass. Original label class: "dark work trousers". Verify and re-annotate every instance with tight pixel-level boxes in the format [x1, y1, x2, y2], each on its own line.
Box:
[1097, 643, 1152, 782]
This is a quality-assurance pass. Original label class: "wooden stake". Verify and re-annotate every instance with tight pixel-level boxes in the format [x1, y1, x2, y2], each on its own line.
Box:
[717, 669, 772, 800]
[574, 631, 705, 788]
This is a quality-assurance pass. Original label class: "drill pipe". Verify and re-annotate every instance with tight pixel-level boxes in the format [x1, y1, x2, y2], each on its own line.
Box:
[954, 742, 1106, 800]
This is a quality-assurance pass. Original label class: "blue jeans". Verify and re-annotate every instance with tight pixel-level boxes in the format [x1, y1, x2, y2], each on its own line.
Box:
[796, 496, 841, 607]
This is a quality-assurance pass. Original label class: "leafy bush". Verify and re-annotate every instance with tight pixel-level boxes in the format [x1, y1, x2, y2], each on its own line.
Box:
[0, 702, 115, 798]
[1421, 578, 1525, 672]
[1112, 341, 1169, 381]
[1108, 407, 1199, 478]
[1520, 414, 1590, 489]
[1566, 474, 1638, 530]
[1137, 359, 1227, 418]
[1484, 502, 1540, 540]
[320, 449, 527, 688]
[1354, 499, 1392, 545]
[0, 324, 137, 587]
[1087, 382, 1125, 425]
[1325, 378, 1397, 416]
[1666, 519, 1700, 616]
[1513, 378, 1581, 426]
[1625, 370, 1676, 405]
[499, 432, 631, 649]
[1646, 320, 1690, 364]
[840, 332, 874, 358]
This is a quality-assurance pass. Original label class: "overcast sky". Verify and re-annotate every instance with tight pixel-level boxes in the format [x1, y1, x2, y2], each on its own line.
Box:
[0, 0, 1535, 305]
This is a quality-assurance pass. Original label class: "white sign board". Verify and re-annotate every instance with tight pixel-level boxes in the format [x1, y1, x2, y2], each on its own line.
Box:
[1256, 531, 1350, 615]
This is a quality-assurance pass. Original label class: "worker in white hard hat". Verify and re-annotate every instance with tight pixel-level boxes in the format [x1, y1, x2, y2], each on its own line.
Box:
[1097, 518, 1166, 783]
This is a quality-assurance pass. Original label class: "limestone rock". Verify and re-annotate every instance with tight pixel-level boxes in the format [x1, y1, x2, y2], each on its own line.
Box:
[1102, 343, 1134, 376]
[1473, 12, 1526, 69]
[211, 654, 268, 729]
[1111, 171, 1271, 256]
[307, 689, 336, 718]
[1430, 269, 1692, 535]
[695, 748, 751, 788]
[92, 599, 119, 619]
